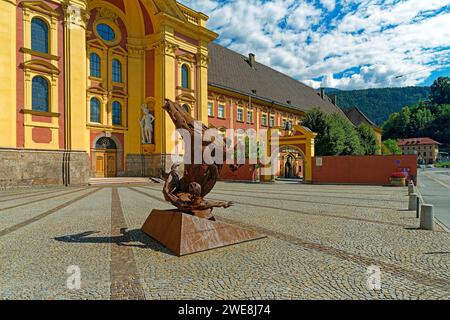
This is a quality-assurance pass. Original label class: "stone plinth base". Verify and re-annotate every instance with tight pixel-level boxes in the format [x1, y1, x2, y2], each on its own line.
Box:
[125, 154, 183, 178]
[0, 148, 89, 190]
[141, 209, 266, 256]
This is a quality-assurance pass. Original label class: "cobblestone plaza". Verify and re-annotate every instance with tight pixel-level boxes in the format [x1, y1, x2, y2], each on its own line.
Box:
[0, 182, 449, 300]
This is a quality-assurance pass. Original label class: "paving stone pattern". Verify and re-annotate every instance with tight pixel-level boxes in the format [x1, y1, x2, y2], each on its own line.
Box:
[0, 182, 449, 300]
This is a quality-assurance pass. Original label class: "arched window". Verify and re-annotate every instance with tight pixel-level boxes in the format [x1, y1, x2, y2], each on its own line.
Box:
[31, 18, 49, 53]
[90, 98, 101, 123]
[112, 101, 122, 126]
[181, 64, 189, 89]
[32, 76, 49, 112]
[112, 59, 122, 83]
[96, 23, 115, 42]
[90, 53, 101, 78]
[96, 137, 117, 149]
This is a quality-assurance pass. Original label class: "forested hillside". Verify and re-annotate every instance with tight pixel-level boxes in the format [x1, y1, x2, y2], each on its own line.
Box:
[324, 87, 431, 125]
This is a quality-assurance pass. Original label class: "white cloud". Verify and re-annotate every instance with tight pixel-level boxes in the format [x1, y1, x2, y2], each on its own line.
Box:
[287, 2, 322, 31]
[321, 0, 336, 11]
[180, 0, 450, 90]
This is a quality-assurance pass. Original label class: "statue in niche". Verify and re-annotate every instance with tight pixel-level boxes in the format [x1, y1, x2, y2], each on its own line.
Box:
[140, 104, 155, 144]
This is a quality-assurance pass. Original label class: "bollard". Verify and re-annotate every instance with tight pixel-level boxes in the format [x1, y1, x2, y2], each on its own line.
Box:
[420, 204, 434, 231]
[408, 193, 417, 211]
[416, 197, 421, 218]
[408, 183, 415, 195]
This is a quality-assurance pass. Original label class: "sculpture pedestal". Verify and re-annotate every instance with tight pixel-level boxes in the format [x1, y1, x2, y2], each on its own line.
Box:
[141, 210, 266, 256]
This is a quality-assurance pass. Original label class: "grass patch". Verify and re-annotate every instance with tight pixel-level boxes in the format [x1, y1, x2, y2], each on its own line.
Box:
[435, 162, 450, 168]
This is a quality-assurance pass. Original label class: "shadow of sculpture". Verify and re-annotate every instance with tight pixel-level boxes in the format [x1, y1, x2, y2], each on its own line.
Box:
[54, 229, 175, 256]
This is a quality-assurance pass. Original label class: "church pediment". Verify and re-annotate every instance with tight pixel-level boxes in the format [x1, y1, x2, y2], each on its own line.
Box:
[20, 1, 59, 18]
[150, 0, 187, 22]
[21, 59, 60, 75]
[87, 39, 108, 50]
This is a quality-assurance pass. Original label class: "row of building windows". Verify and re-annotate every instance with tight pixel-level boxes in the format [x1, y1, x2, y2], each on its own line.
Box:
[90, 98, 123, 126]
[89, 53, 122, 82]
[404, 146, 434, 150]
[208, 102, 294, 127]
[30, 75, 123, 127]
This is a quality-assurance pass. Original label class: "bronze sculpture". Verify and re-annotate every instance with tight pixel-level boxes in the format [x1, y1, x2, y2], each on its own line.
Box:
[161, 100, 234, 220]
[141, 100, 265, 256]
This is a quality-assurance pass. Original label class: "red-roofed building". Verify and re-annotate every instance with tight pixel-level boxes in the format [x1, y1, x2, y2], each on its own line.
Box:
[398, 138, 441, 164]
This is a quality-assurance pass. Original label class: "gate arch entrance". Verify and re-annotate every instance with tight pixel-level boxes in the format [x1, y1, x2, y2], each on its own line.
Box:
[278, 145, 305, 180]
[262, 125, 317, 183]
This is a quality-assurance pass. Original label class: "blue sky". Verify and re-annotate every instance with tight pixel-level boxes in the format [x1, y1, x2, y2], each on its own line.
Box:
[179, 0, 450, 90]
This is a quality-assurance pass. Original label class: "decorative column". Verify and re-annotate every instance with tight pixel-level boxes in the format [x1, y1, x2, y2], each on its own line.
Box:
[63, 1, 89, 151]
[152, 33, 178, 158]
[304, 136, 315, 183]
[0, 0, 17, 148]
[125, 45, 145, 155]
[196, 46, 209, 125]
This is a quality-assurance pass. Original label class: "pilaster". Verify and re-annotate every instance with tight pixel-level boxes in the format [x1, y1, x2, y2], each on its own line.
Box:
[63, 1, 89, 151]
[152, 32, 178, 155]
[0, 0, 17, 147]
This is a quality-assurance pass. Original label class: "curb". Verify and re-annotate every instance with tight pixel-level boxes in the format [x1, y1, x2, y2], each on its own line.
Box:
[415, 184, 450, 234]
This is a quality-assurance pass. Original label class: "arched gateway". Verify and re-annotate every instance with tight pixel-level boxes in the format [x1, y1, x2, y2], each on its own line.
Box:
[261, 125, 317, 183]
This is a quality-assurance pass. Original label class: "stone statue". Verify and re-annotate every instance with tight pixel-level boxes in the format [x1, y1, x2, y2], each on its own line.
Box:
[139, 104, 155, 144]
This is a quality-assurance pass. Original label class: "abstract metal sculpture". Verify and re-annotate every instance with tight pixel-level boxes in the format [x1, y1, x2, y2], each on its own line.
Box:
[141, 100, 265, 256]
[160, 99, 235, 220]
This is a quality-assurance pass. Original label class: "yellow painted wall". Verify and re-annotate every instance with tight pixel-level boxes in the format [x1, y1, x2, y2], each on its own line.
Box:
[0, 0, 17, 148]
[65, 3, 90, 152]
[1, 0, 216, 164]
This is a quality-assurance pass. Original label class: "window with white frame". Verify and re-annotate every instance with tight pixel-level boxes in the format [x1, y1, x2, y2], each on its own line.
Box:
[208, 101, 214, 116]
[247, 110, 253, 123]
[218, 104, 225, 118]
[237, 108, 244, 122]
[269, 115, 275, 127]
[262, 114, 267, 126]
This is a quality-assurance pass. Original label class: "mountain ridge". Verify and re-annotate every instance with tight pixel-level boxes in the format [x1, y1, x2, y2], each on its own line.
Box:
[321, 86, 431, 125]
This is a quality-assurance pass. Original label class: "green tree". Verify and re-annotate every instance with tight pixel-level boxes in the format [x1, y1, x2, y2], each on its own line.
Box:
[430, 77, 450, 105]
[302, 108, 331, 156]
[382, 139, 402, 155]
[330, 114, 364, 155]
[303, 109, 365, 156]
[356, 124, 380, 155]
[382, 107, 411, 140]
[423, 104, 450, 147]
[406, 103, 435, 136]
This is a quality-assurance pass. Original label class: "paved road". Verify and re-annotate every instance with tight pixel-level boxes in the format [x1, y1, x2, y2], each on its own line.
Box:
[418, 168, 450, 230]
[0, 182, 449, 300]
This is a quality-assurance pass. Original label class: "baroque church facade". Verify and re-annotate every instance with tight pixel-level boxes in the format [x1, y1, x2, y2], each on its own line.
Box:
[0, 0, 346, 187]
